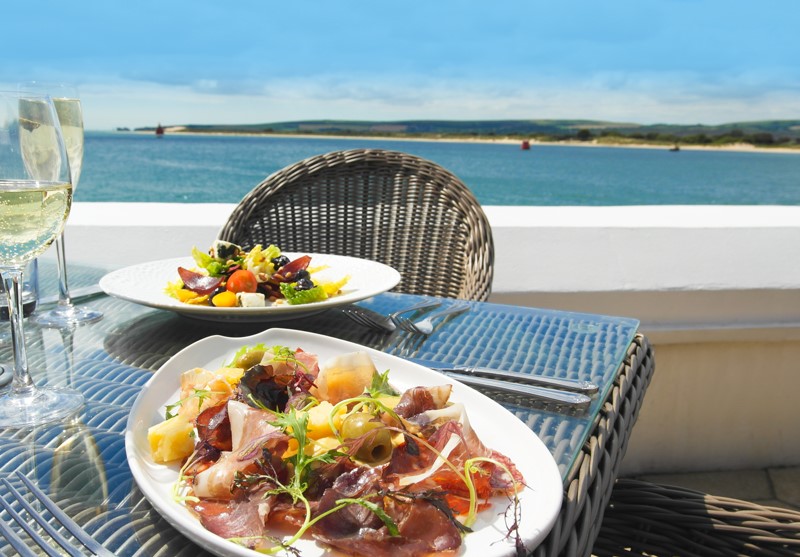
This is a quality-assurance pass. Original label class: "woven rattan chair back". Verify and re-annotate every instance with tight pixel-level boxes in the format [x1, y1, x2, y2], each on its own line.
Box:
[218, 148, 494, 301]
[593, 478, 800, 556]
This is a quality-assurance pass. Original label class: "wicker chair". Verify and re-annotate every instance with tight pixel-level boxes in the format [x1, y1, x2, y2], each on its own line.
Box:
[218, 148, 494, 301]
[593, 478, 800, 557]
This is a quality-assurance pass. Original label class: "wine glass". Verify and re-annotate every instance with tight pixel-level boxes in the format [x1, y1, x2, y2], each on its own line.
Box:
[27, 84, 102, 327]
[0, 90, 83, 427]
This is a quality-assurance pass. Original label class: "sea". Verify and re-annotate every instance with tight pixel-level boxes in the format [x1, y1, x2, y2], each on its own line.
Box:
[79, 131, 800, 206]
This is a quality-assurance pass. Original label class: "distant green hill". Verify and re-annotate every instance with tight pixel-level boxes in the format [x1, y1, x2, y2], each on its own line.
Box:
[136, 119, 800, 147]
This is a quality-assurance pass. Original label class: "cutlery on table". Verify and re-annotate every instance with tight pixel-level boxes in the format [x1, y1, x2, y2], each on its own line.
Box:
[438, 370, 592, 410]
[341, 300, 442, 333]
[0, 471, 115, 557]
[393, 302, 470, 335]
[405, 357, 599, 394]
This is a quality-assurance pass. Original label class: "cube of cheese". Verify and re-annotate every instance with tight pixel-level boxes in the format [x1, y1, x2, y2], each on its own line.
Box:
[236, 292, 266, 307]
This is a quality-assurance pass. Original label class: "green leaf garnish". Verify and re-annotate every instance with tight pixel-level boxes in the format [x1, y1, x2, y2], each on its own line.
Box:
[164, 388, 212, 420]
[368, 369, 398, 397]
[279, 283, 328, 305]
[191, 246, 217, 269]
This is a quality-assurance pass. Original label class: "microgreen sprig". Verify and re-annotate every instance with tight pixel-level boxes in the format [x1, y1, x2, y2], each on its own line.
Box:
[237, 407, 344, 553]
[368, 369, 398, 397]
[164, 388, 214, 420]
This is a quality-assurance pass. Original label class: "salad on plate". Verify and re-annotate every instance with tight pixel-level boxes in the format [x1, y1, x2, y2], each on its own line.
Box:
[166, 242, 350, 309]
[147, 344, 527, 556]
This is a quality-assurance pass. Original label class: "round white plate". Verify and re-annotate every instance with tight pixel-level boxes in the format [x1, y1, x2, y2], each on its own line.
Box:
[100, 254, 400, 322]
[125, 328, 563, 557]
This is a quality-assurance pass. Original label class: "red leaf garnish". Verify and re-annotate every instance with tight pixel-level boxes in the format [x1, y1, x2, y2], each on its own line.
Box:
[195, 403, 232, 451]
[273, 255, 311, 282]
[178, 267, 223, 295]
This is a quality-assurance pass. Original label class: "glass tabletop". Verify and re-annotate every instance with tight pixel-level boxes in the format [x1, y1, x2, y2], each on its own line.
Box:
[0, 261, 640, 556]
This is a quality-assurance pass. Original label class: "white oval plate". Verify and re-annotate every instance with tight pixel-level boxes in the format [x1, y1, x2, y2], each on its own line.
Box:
[100, 254, 400, 322]
[125, 328, 563, 557]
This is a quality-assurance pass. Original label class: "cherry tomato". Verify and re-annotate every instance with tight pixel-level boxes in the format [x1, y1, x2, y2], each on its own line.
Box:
[226, 269, 258, 293]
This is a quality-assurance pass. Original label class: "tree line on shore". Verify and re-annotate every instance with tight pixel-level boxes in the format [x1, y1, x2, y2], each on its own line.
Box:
[572, 127, 799, 147]
[136, 119, 800, 148]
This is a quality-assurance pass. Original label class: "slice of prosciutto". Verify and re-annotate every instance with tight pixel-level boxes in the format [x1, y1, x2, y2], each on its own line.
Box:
[193, 401, 288, 499]
[189, 496, 268, 544]
[313, 478, 462, 556]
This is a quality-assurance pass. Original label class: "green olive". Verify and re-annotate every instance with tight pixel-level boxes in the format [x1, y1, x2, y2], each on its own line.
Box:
[232, 349, 265, 369]
[341, 412, 393, 464]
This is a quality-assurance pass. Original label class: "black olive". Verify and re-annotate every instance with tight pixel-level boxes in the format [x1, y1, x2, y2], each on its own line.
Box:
[294, 277, 314, 291]
[216, 243, 240, 260]
[271, 255, 290, 269]
[212, 285, 227, 297]
[294, 269, 310, 281]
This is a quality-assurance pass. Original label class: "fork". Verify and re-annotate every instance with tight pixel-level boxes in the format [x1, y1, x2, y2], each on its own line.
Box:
[341, 300, 442, 333]
[394, 302, 471, 335]
[0, 471, 115, 557]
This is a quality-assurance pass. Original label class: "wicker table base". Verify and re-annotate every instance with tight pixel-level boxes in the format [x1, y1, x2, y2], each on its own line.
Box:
[534, 334, 656, 557]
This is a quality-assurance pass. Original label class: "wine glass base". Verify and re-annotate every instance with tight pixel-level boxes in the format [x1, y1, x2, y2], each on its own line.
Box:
[31, 304, 103, 328]
[0, 386, 84, 428]
[0, 365, 10, 388]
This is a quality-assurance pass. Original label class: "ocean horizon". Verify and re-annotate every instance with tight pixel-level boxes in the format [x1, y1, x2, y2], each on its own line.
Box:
[79, 131, 800, 206]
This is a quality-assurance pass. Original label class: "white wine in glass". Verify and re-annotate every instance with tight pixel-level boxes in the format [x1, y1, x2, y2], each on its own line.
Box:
[31, 86, 103, 327]
[0, 91, 84, 428]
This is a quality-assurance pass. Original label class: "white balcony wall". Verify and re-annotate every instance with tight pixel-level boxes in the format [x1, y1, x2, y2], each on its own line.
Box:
[51, 202, 800, 475]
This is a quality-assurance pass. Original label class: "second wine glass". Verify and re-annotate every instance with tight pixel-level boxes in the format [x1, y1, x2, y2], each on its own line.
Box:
[0, 91, 84, 427]
[30, 85, 102, 327]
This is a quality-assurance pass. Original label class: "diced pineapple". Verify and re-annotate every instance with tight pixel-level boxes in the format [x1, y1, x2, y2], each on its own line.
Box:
[148, 417, 195, 463]
[306, 401, 346, 440]
[217, 366, 245, 386]
[376, 395, 401, 409]
[282, 438, 300, 459]
[311, 435, 342, 456]
[283, 435, 343, 459]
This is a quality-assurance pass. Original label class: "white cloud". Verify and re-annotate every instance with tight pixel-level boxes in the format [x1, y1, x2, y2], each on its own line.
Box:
[72, 69, 800, 130]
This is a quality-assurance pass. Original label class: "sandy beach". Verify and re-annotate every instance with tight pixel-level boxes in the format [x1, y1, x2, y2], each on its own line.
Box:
[157, 127, 800, 155]
[539, 139, 800, 155]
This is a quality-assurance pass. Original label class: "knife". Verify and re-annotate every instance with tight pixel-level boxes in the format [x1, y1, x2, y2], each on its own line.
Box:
[404, 357, 599, 394]
[437, 370, 592, 410]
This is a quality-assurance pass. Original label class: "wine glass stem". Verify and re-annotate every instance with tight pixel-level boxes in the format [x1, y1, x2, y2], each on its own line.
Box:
[54, 233, 73, 307]
[2, 269, 35, 396]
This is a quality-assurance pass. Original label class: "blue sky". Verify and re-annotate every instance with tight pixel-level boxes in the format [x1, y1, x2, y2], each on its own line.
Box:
[5, 1, 800, 130]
